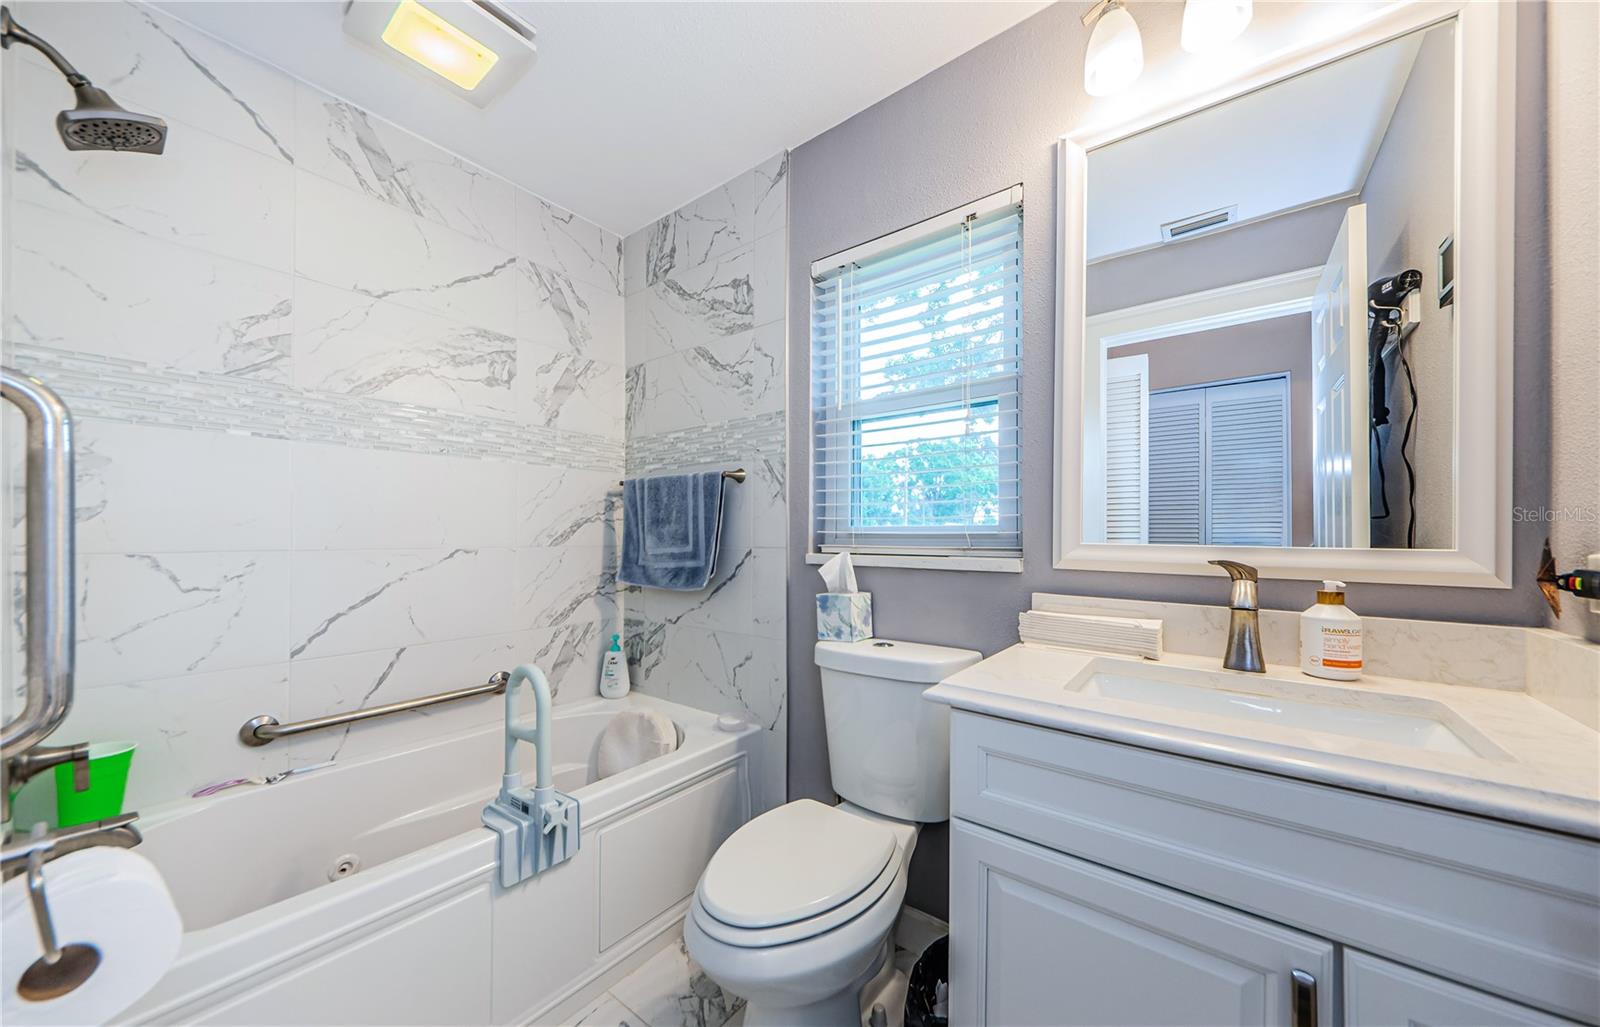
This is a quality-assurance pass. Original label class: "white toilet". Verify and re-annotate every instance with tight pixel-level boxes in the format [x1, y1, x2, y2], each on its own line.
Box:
[685, 638, 980, 1027]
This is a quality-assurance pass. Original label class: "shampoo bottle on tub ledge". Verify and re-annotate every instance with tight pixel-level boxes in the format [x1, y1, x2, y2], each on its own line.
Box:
[600, 634, 630, 698]
[1300, 581, 1363, 681]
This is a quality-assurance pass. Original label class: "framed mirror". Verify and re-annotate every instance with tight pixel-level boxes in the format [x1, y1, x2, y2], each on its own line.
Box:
[1054, 1, 1515, 586]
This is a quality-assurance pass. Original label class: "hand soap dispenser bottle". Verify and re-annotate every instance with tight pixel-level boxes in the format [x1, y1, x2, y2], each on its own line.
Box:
[1300, 581, 1363, 680]
[600, 634, 630, 699]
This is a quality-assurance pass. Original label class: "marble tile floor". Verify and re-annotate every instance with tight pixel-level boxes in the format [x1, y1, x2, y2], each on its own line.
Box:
[558, 936, 742, 1027]
[558, 914, 942, 1027]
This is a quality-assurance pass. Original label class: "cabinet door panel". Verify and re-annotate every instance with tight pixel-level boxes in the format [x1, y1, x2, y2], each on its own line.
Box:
[950, 711, 1600, 1022]
[1345, 951, 1582, 1027]
[952, 820, 1335, 1027]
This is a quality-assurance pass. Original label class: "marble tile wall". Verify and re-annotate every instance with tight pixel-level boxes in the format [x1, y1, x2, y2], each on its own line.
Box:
[1, 1, 625, 812]
[622, 155, 790, 815]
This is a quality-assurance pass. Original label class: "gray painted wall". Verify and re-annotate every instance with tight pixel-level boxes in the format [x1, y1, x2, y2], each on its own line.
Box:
[1362, 22, 1457, 550]
[1085, 199, 1350, 316]
[1545, 0, 1599, 644]
[786, 2, 1556, 917]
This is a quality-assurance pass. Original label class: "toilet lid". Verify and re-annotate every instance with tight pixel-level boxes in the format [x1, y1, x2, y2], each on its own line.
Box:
[699, 799, 896, 929]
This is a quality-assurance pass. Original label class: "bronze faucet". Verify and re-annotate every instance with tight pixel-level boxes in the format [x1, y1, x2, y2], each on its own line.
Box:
[1209, 560, 1265, 673]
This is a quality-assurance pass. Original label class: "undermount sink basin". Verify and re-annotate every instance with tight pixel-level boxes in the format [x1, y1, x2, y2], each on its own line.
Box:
[1070, 665, 1498, 758]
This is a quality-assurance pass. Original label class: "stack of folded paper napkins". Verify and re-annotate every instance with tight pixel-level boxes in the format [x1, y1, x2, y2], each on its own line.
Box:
[1018, 609, 1163, 660]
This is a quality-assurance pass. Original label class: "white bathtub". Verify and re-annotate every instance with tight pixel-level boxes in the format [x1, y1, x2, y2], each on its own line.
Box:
[119, 693, 760, 1026]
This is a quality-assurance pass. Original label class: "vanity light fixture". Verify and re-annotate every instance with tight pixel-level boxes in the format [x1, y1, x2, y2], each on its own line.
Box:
[1081, 0, 1144, 97]
[342, 0, 536, 108]
[1180, 0, 1253, 53]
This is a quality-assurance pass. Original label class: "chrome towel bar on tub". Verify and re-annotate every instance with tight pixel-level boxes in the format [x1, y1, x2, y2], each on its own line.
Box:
[238, 671, 510, 747]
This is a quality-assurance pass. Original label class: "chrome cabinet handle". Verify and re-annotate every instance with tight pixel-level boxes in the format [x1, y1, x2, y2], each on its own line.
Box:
[1290, 969, 1317, 1027]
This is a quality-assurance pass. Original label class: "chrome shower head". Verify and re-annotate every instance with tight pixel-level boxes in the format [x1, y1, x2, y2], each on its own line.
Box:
[56, 83, 168, 154]
[1, 5, 168, 154]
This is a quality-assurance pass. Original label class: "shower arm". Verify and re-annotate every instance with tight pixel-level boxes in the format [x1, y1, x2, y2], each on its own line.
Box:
[0, 8, 91, 87]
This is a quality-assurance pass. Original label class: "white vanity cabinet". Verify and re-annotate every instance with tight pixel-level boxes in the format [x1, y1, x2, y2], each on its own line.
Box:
[952, 821, 1335, 1027]
[1344, 952, 1582, 1027]
[947, 711, 1599, 1027]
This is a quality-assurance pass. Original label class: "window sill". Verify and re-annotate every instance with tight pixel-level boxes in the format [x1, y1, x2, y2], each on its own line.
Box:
[804, 552, 1023, 573]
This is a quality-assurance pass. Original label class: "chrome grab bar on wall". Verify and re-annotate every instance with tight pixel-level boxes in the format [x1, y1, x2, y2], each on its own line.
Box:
[238, 672, 511, 747]
[1, 368, 76, 759]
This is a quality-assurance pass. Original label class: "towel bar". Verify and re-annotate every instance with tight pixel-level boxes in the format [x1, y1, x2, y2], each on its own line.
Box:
[617, 468, 746, 487]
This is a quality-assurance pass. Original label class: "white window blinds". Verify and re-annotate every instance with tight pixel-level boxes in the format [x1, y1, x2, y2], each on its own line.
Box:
[810, 188, 1022, 558]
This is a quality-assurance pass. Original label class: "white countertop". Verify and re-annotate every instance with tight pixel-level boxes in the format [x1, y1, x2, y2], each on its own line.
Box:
[927, 643, 1600, 839]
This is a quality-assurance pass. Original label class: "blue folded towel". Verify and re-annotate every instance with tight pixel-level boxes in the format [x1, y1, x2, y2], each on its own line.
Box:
[618, 472, 728, 591]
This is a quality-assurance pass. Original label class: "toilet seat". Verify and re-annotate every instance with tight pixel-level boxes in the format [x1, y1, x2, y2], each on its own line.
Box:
[698, 800, 896, 929]
[691, 845, 901, 949]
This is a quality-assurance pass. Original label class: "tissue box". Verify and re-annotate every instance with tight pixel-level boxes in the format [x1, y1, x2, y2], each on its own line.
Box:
[817, 592, 873, 642]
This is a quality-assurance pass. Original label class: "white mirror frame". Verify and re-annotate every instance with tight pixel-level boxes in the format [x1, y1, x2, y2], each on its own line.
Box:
[1053, 0, 1515, 587]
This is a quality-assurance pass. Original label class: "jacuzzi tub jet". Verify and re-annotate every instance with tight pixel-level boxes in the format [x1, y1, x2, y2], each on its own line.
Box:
[328, 854, 362, 881]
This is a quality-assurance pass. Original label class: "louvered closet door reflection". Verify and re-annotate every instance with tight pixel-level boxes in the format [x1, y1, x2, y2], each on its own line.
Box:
[1148, 376, 1290, 547]
[1206, 376, 1290, 547]
[1148, 389, 1205, 545]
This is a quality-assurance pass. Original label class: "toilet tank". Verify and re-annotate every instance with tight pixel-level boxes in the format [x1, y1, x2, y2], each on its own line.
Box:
[814, 639, 981, 822]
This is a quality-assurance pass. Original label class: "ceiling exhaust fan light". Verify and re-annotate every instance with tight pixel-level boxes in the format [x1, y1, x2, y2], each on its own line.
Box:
[1180, 0, 1253, 54]
[1083, 1, 1144, 97]
[382, 0, 499, 90]
[343, 1, 536, 109]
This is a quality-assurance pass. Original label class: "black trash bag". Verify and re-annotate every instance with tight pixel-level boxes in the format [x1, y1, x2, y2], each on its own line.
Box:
[904, 935, 949, 1027]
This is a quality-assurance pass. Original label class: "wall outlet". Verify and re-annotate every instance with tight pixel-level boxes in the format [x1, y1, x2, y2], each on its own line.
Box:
[1398, 290, 1423, 341]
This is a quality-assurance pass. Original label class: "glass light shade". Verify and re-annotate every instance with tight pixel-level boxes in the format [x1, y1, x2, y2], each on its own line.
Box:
[381, 0, 500, 91]
[1180, 0, 1253, 54]
[1084, 4, 1144, 97]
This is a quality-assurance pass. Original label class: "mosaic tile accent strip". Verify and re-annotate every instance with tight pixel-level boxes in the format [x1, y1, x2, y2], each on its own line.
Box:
[625, 411, 784, 476]
[10, 343, 623, 471]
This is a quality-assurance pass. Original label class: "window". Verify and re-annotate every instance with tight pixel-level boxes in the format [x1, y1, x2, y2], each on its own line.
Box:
[810, 188, 1022, 559]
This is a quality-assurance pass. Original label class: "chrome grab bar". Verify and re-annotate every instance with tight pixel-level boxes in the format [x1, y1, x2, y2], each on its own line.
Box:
[238, 671, 511, 747]
[1, 367, 76, 758]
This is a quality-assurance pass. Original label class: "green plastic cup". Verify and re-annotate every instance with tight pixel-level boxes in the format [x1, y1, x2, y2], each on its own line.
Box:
[54, 741, 135, 827]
